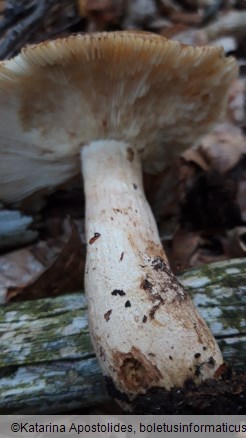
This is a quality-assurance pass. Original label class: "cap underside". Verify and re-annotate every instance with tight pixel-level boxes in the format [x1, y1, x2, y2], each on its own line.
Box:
[0, 32, 238, 202]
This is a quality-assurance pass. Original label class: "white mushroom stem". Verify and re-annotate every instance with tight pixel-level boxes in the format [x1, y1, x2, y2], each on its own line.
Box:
[81, 140, 223, 402]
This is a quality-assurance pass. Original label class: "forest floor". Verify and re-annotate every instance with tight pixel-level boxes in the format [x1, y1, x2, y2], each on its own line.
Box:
[0, 0, 245, 415]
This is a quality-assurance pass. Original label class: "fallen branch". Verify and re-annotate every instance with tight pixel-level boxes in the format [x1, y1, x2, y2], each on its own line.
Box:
[0, 257, 245, 413]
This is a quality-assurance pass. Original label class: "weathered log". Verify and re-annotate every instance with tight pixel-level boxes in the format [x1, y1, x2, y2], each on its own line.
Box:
[0, 258, 245, 413]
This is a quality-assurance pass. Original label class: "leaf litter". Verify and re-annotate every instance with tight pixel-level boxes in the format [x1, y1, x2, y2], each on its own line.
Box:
[0, 0, 246, 416]
[0, 0, 245, 299]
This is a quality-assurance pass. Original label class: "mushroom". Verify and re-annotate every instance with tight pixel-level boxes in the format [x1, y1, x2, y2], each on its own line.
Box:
[0, 32, 237, 408]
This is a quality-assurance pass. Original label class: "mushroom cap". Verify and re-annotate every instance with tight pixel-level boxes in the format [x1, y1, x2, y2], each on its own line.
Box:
[0, 31, 238, 203]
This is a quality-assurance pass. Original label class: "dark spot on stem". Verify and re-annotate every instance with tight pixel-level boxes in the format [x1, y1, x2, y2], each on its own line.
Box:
[125, 300, 131, 308]
[142, 315, 147, 323]
[195, 365, 201, 377]
[152, 256, 188, 301]
[120, 252, 124, 261]
[89, 232, 101, 244]
[111, 289, 126, 296]
[99, 347, 106, 361]
[104, 309, 112, 321]
[133, 183, 138, 190]
[208, 356, 216, 367]
[152, 256, 166, 271]
[194, 353, 201, 359]
[127, 147, 134, 161]
[141, 279, 153, 291]
[149, 303, 163, 319]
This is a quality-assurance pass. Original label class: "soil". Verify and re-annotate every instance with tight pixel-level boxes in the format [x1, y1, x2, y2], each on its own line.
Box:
[133, 373, 246, 414]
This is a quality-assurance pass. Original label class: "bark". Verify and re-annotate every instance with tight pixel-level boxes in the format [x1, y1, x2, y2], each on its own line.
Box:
[0, 257, 245, 413]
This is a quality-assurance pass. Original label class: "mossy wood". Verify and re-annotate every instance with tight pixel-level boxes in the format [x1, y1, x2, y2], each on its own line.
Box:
[0, 258, 245, 413]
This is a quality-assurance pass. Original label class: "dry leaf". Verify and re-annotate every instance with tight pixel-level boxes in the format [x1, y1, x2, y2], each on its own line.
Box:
[197, 123, 246, 174]
[160, 23, 189, 39]
[212, 36, 237, 53]
[238, 179, 246, 222]
[77, 0, 87, 17]
[189, 250, 226, 267]
[31, 239, 63, 267]
[124, 0, 157, 28]
[7, 221, 85, 301]
[80, 0, 124, 30]
[170, 231, 226, 272]
[159, 0, 181, 15]
[0, 1, 5, 14]
[170, 28, 208, 45]
[181, 148, 210, 171]
[169, 11, 202, 25]
[227, 79, 246, 126]
[204, 10, 246, 40]
[144, 163, 180, 220]
[170, 230, 226, 271]
[225, 227, 246, 257]
[169, 229, 201, 272]
[0, 248, 44, 304]
[147, 17, 171, 31]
